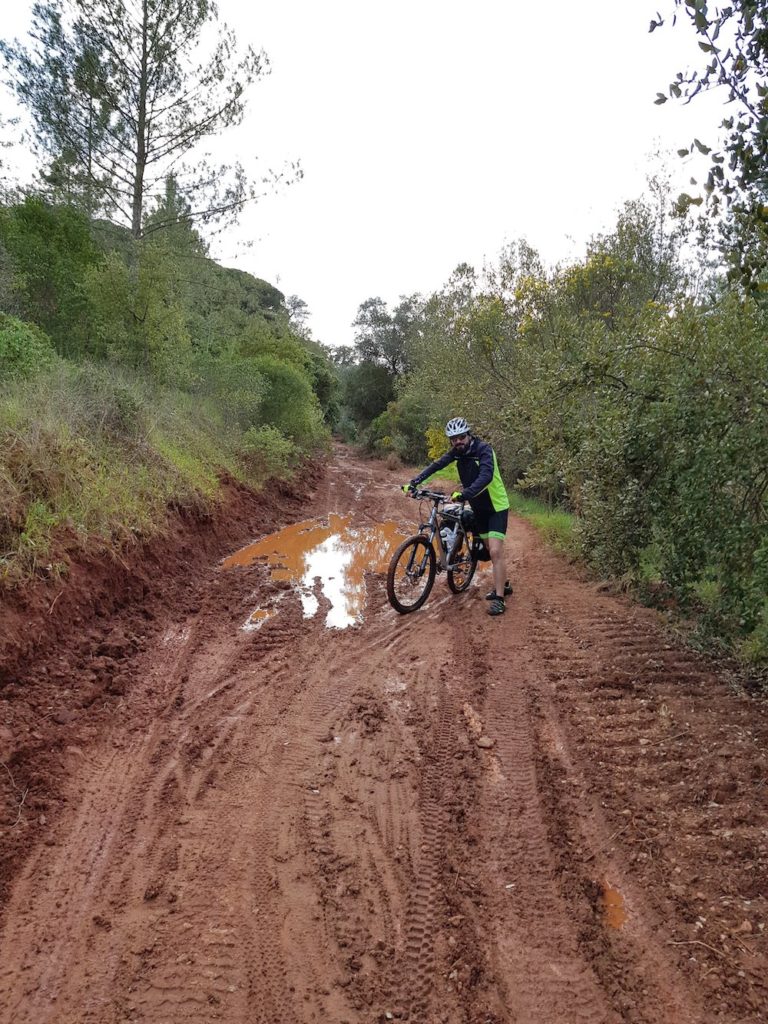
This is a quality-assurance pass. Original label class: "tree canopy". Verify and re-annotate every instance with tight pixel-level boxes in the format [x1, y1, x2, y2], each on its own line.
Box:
[1, 0, 283, 236]
[653, 0, 768, 286]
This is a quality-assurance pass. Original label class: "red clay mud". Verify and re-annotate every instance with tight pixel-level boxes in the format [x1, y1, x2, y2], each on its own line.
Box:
[0, 446, 766, 1023]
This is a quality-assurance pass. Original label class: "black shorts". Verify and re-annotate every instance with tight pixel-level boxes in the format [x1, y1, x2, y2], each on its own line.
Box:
[473, 509, 508, 540]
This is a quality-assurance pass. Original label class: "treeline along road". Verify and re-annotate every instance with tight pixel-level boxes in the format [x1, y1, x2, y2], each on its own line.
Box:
[0, 448, 766, 1023]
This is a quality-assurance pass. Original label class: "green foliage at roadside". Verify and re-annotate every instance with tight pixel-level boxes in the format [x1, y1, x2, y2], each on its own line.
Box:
[250, 354, 326, 448]
[0, 313, 57, 380]
[365, 394, 433, 464]
[0, 196, 100, 355]
[344, 180, 768, 664]
[84, 246, 191, 375]
[0, 192, 335, 584]
[507, 492, 576, 556]
[0, 361, 314, 583]
[240, 425, 300, 480]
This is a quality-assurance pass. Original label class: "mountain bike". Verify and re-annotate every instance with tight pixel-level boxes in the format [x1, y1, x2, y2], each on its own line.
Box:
[387, 488, 480, 614]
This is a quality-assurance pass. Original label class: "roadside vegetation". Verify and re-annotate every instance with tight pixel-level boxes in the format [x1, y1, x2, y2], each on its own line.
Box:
[334, 180, 767, 664]
[328, 5, 768, 666]
[0, 196, 335, 585]
[0, 1, 335, 586]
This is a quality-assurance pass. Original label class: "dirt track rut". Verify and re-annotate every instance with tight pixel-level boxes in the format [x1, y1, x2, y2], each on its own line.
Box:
[0, 448, 766, 1023]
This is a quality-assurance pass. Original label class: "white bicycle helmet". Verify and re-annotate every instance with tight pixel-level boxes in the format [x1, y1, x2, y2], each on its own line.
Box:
[445, 416, 470, 437]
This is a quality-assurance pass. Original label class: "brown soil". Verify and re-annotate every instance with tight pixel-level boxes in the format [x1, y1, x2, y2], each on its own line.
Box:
[0, 447, 766, 1024]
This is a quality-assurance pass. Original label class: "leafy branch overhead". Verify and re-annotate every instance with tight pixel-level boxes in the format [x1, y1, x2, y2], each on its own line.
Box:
[651, 2, 768, 196]
[652, 1, 768, 286]
[0, 0, 299, 236]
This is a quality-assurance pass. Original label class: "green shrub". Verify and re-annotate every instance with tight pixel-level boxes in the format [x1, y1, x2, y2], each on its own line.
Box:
[364, 396, 432, 462]
[63, 362, 148, 441]
[508, 491, 577, 555]
[365, 409, 395, 456]
[239, 424, 299, 481]
[333, 410, 358, 443]
[186, 353, 266, 430]
[251, 353, 326, 448]
[83, 245, 191, 379]
[0, 198, 100, 356]
[0, 314, 57, 381]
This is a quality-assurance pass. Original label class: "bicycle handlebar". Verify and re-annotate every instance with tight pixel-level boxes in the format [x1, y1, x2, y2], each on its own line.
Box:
[405, 486, 463, 503]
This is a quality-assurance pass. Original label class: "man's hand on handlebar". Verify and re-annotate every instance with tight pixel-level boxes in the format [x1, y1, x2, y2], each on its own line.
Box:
[401, 484, 460, 503]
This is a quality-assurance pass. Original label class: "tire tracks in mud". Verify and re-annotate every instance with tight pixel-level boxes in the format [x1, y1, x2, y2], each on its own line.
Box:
[474, 612, 618, 1024]
[468, 538, 766, 1023]
[0, 451, 766, 1024]
[473, 591, 709, 1024]
[395, 672, 455, 1017]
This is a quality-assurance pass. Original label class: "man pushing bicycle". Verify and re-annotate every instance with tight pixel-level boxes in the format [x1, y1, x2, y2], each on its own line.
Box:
[406, 418, 512, 616]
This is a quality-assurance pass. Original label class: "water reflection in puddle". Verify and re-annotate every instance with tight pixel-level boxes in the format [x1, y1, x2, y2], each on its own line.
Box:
[600, 880, 628, 929]
[223, 514, 407, 629]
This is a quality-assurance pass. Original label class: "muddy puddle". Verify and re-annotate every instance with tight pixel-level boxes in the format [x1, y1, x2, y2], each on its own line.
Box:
[223, 513, 406, 629]
[600, 880, 628, 929]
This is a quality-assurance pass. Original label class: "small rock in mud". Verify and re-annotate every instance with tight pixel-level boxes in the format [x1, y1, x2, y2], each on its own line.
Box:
[732, 919, 753, 934]
[96, 638, 132, 660]
[80, 687, 101, 708]
[106, 675, 128, 697]
[477, 736, 495, 749]
[52, 709, 76, 725]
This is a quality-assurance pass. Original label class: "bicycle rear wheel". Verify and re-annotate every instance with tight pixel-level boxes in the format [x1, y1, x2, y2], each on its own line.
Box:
[387, 536, 436, 613]
[446, 532, 478, 593]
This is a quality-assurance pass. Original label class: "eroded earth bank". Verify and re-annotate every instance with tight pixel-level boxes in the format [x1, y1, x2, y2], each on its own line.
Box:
[0, 448, 767, 1024]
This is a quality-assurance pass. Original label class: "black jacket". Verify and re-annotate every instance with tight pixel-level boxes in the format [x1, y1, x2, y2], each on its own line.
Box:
[412, 437, 510, 514]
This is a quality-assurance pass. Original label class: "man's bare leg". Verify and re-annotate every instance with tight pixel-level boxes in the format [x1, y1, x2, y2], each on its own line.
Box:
[487, 536, 507, 598]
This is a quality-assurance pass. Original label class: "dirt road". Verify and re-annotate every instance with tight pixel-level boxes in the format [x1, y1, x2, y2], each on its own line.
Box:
[0, 448, 766, 1023]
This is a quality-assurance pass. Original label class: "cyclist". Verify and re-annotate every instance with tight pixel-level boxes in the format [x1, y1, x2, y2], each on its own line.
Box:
[407, 417, 512, 616]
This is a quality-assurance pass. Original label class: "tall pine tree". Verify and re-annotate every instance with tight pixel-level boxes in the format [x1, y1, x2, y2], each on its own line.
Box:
[2, 0, 280, 236]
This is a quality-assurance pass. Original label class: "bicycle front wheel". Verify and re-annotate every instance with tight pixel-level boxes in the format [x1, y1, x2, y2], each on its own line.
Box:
[387, 536, 436, 613]
[447, 532, 478, 593]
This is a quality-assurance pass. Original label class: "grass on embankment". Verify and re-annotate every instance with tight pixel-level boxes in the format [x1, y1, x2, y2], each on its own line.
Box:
[0, 361, 323, 587]
[506, 491, 576, 554]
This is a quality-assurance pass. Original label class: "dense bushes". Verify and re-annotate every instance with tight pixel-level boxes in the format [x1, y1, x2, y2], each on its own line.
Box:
[0, 314, 57, 380]
[0, 195, 335, 583]
[365, 395, 432, 463]
[342, 190, 767, 662]
[240, 425, 300, 479]
[0, 197, 100, 356]
[250, 354, 326, 449]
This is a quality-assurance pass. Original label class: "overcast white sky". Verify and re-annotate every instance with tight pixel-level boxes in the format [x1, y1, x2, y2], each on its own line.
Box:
[1, 1, 726, 347]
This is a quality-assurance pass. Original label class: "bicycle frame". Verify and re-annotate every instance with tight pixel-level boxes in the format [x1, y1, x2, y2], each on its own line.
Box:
[412, 490, 469, 571]
[387, 487, 479, 613]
